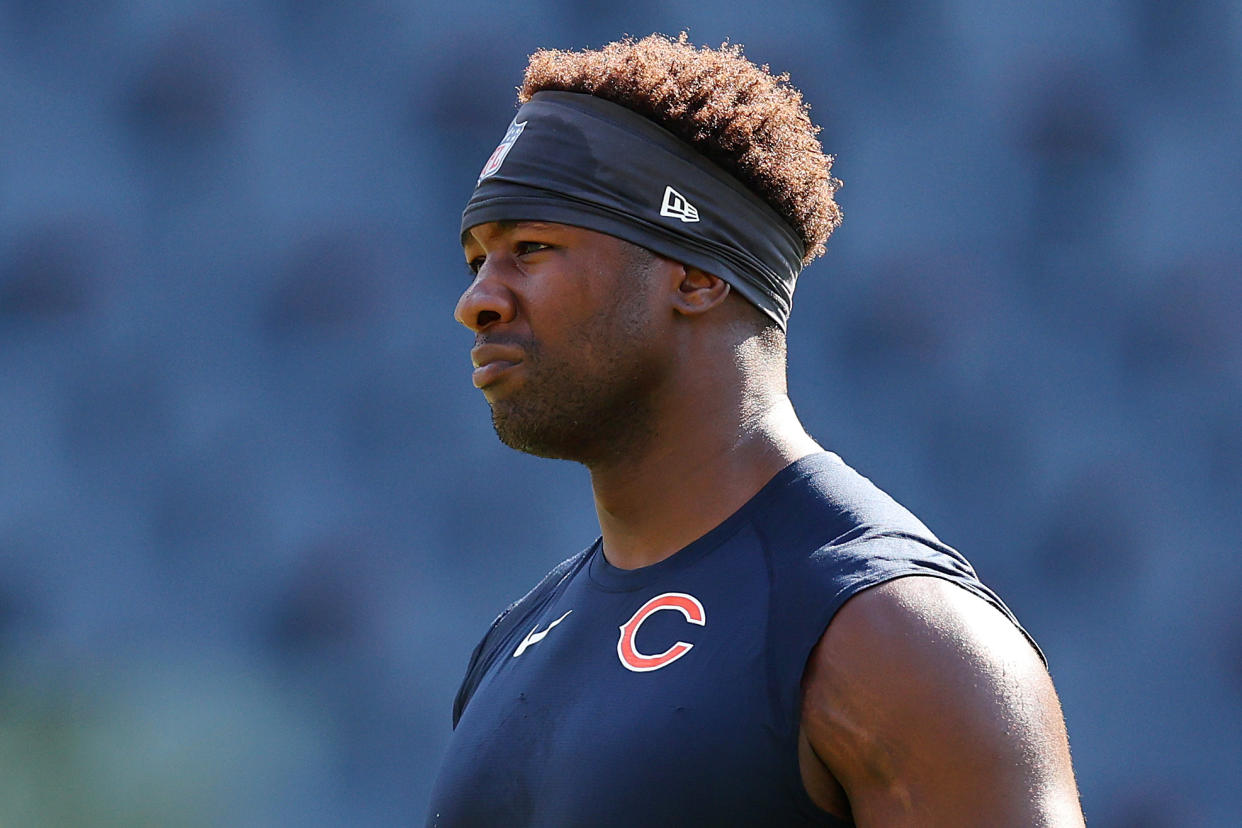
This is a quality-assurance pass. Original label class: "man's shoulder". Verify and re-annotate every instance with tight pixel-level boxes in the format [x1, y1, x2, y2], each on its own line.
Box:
[754, 451, 937, 554]
[503, 546, 592, 621]
[755, 452, 1043, 668]
[478, 545, 593, 651]
[754, 452, 945, 576]
[451, 545, 593, 727]
[807, 575, 1044, 684]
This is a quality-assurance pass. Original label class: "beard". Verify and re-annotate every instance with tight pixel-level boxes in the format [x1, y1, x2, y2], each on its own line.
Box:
[489, 348, 658, 465]
[485, 290, 662, 466]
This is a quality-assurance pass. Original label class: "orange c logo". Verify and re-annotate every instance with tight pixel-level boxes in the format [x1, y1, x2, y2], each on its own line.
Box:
[617, 592, 706, 672]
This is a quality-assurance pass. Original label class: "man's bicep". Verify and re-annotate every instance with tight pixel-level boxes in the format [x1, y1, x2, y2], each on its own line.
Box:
[800, 575, 1083, 827]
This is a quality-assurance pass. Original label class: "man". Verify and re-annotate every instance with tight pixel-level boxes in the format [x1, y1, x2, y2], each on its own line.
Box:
[429, 34, 1083, 826]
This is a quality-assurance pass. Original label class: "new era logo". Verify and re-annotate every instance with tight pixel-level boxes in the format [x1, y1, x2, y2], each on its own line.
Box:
[659, 186, 700, 223]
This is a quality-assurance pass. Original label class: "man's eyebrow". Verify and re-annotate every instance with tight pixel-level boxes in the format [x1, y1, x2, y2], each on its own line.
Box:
[460, 220, 519, 250]
[461, 221, 558, 250]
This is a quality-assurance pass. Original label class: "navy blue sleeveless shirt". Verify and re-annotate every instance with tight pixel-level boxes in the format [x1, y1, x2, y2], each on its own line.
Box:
[427, 452, 1037, 826]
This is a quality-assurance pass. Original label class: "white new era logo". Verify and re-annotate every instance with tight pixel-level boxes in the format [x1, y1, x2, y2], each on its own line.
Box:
[660, 186, 700, 223]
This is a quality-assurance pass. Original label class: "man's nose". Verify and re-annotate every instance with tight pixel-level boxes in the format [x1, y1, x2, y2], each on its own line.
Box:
[454, 265, 517, 332]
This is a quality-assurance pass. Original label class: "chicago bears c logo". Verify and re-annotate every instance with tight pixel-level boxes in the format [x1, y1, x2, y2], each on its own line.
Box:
[617, 592, 706, 672]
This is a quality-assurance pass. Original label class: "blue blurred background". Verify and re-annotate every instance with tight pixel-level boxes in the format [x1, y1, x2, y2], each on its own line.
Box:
[1, 0, 1239, 825]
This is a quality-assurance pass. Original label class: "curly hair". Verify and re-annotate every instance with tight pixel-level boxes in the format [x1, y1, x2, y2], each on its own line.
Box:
[519, 33, 842, 265]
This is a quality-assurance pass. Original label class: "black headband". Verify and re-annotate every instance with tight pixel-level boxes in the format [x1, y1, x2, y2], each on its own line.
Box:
[460, 91, 806, 329]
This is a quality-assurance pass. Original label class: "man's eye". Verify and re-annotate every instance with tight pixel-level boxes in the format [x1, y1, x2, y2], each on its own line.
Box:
[466, 243, 549, 275]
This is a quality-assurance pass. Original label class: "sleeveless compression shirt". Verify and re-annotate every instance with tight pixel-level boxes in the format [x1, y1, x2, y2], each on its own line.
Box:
[427, 452, 1039, 826]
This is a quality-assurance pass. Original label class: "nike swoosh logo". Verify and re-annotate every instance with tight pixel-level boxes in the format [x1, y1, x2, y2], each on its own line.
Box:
[512, 609, 573, 658]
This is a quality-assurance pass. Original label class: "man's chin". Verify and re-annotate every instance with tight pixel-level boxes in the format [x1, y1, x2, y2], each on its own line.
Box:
[490, 407, 580, 461]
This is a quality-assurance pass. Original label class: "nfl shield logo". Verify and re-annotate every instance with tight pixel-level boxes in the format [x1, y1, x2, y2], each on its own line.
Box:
[478, 119, 527, 183]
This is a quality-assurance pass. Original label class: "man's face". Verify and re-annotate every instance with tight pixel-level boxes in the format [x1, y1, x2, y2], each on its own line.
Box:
[456, 221, 669, 462]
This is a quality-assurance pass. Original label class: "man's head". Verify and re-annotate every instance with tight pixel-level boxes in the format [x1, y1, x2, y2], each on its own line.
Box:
[456, 34, 840, 463]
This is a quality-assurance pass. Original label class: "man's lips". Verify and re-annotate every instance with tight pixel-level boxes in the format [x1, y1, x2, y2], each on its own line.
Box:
[470, 343, 525, 388]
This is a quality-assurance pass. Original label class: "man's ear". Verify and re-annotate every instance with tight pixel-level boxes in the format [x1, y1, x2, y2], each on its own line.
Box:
[670, 265, 731, 317]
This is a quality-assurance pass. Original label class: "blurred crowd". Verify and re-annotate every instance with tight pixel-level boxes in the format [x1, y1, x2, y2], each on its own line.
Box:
[1, 1, 1239, 824]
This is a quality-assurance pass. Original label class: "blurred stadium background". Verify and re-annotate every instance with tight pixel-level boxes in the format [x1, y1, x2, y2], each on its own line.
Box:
[1, 0, 1239, 824]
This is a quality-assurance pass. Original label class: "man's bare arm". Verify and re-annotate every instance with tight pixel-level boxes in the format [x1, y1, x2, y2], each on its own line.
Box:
[800, 576, 1084, 827]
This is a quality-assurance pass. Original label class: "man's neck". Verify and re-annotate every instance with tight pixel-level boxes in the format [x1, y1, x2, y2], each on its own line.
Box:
[587, 393, 821, 570]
